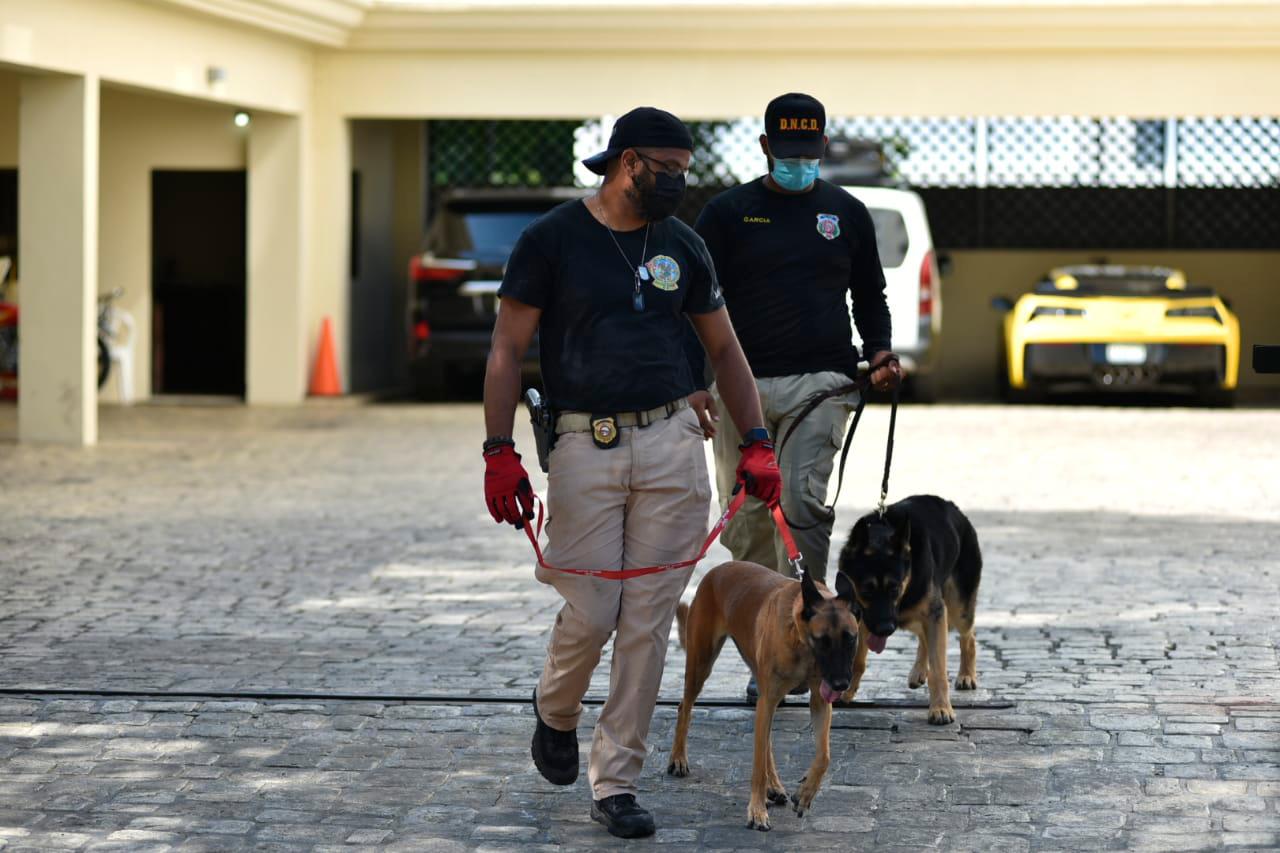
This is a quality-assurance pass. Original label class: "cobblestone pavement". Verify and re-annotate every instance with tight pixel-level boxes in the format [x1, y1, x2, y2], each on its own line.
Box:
[1, 402, 1278, 850]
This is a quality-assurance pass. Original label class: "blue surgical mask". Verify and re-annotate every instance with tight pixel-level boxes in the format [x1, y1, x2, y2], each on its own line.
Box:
[771, 158, 820, 191]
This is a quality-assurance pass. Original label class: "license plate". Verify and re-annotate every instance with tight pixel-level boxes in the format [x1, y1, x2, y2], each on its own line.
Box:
[1105, 344, 1147, 365]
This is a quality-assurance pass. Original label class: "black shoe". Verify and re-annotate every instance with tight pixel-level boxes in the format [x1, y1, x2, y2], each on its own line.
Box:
[591, 794, 656, 839]
[747, 676, 807, 703]
[531, 689, 578, 786]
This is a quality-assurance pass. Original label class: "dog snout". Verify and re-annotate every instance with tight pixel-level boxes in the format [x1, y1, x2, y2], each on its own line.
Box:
[828, 677, 850, 693]
[871, 621, 896, 637]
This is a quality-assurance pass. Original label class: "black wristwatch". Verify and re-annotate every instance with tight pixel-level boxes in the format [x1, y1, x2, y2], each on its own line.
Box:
[740, 427, 771, 447]
[483, 436, 515, 453]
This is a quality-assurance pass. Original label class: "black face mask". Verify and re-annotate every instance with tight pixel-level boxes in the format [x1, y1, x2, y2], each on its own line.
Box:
[629, 160, 686, 222]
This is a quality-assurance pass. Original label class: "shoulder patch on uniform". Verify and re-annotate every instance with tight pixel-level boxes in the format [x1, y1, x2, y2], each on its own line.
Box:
[817, 213, 841, 240]
[646, 254, 681, 291]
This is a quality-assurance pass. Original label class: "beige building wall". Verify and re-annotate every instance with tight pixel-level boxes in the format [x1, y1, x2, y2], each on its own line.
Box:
[16, 72, 99, 444]
[4, 0, 1280, 419]
[2, 0, 312, 436]
[306, 25, 1280, 391]
[940, 251, 1280, 397]
[247, 111, 308, 405]
[0, 0, 312, 114]
[98, 86, 247, 401]
[314, 49, 1280, 121]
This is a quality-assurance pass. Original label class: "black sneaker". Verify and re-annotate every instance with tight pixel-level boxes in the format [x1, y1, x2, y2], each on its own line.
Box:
[531, 689, 578, 786]
[591, 794, 656, 839]
[746, 676, 808, 703]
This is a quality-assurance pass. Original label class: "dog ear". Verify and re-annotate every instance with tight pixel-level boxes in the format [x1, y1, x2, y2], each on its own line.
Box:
[800, 571, 824, 620]
[834, 571, 856, 606]
[849, 518, 869, 554]
[893, 515, 912, 554]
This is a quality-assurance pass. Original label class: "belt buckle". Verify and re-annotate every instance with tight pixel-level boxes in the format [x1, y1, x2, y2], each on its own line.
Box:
[591, 415, 620, 449]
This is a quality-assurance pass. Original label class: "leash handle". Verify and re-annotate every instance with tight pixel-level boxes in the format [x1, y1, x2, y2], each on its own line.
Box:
[769, 501, 805, 575]
[877, 380, 899, 517]
[777, 354, 901, 531]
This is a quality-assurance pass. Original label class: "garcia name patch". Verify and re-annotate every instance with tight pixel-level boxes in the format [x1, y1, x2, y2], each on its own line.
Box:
[645, 254, 681, 291]
[816, 213, 841, 241]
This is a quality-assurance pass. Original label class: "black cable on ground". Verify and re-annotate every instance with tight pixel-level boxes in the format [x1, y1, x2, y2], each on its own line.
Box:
[0, 686, 1016, 711]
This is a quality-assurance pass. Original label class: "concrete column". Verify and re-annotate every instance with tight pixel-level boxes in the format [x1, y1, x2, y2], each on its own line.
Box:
[247, 112, 306, 404]
[307, 110, 351, 392]
[18, 73, 99, 445]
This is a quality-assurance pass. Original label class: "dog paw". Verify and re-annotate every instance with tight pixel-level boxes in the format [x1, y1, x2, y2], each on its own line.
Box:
[790, 789, 817, 818]
[746, 805, 771, 832]
[928, 705, 956, 725]
[954, 674, 978, 691]
[838, 685, 859, 704]
[666, 758, 689, 777]
[766, 787, 788, 806]
[908, 668, 928, 690]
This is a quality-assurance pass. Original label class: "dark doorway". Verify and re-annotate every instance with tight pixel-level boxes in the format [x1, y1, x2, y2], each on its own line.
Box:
[151, 170, 246, 396]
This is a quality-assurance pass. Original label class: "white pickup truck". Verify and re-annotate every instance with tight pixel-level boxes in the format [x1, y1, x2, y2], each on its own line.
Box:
[845, 185, 943, 402]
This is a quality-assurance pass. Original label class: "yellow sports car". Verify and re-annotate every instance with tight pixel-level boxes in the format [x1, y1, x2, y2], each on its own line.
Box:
[992, 265, 1240, 405]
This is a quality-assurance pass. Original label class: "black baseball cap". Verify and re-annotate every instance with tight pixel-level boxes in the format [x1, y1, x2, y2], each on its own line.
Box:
[582, 107, 694, 176]
[765, 93, 826, 159]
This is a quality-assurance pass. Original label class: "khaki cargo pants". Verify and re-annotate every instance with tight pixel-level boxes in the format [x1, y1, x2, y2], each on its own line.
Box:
[534, 406, 711, 800]
[710, 371, 858, 582]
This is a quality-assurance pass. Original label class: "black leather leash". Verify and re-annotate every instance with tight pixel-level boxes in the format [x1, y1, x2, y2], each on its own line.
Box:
[775, 355, 901, 531]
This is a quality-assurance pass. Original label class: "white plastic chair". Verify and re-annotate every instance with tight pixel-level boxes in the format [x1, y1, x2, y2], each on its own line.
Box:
[102, 306, 136, 405]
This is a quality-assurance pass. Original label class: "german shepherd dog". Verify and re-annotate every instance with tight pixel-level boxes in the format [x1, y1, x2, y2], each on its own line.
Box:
[837, 495, 982, 725]
[667, 561, 859, 831]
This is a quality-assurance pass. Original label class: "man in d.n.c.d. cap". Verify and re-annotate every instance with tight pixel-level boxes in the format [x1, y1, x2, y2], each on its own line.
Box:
[482, 106, 780, 838]
[688, 93, 902, 700]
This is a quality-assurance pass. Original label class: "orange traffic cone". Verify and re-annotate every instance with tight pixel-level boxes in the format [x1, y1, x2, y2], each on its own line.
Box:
[309, 316, 342, 397]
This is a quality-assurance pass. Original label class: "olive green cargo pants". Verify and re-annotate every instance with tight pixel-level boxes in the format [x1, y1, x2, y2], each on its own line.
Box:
[710, 371, 858, 582]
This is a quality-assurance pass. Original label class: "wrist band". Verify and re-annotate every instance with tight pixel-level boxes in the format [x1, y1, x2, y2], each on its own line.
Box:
[483, 436, 515, 453]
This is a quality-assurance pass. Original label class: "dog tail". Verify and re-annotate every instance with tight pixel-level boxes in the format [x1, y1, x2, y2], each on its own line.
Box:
[675, 602, 689, 649]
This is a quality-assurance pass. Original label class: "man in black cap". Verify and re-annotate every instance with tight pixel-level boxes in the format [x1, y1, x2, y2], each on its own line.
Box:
[688, 93, 902, 697]
[482, 106, 781, 838]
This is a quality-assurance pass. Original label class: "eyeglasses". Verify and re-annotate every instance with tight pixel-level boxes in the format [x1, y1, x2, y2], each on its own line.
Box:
[634, 152, 690, 179]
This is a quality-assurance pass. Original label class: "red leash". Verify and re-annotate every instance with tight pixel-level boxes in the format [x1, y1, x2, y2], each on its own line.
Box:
[522, 486, 803, 580]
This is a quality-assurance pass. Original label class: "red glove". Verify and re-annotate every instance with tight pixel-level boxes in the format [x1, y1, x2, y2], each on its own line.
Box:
[484, 443, 534, 527]
[736, 440, 782, 506]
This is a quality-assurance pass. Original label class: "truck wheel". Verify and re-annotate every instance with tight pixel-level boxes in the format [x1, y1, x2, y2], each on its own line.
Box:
[1199, 385, 1236, 408]
[909, 373, 939, 404]
[1005, 383, 1047, 404]
[411, 358, 450, 401]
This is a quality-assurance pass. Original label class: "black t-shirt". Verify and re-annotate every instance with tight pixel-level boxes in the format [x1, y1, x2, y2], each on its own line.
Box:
[499, 200, 724, 413]
[693, 178, 891, 378]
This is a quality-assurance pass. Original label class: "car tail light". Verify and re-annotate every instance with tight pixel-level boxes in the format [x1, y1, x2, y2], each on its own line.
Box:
[919, 250, 935, 319]
[410, 255, 476, 283]
[1031, 306, 1086, 319]
[1166, 306, 1220, 322]
[414, 321, 431, 342]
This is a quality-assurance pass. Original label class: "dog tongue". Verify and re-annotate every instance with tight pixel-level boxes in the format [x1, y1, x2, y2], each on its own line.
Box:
[867, 634, 889, 654]
[819, 681, 841, 704]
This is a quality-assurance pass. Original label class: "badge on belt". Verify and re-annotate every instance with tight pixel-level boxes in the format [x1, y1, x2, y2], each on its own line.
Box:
[591, 415, 620, 450]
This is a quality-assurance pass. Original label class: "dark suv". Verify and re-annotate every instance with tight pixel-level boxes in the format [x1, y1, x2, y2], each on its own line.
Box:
[407, 187, 588, 397]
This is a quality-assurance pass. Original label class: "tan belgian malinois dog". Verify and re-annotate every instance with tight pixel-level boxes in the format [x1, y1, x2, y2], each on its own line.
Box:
[667, 561, 860, 831]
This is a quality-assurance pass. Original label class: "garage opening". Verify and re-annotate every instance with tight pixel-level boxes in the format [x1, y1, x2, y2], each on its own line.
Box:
[151, 170, 246, 396]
